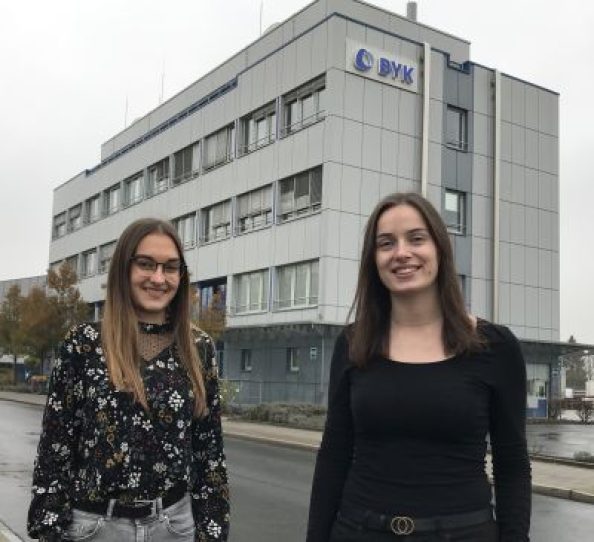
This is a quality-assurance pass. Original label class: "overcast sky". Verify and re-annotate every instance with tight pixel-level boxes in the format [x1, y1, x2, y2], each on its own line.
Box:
[1, 0, 592, 343]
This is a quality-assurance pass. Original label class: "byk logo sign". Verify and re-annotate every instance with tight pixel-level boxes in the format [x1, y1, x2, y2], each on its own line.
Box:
[353, 47, 414, 85]
[354, 48, 374, 72]
[347, 40, 418, 92]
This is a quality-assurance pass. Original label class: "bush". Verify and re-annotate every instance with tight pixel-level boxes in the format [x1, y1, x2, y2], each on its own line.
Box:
[573, 450, 594, 463]
[231, 402, 327, 431]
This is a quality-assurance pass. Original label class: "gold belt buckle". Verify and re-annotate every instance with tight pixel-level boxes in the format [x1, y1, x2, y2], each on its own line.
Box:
[390, 516, 415, 536]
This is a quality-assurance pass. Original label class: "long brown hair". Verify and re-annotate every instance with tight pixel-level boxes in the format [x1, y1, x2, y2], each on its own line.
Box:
[102, 218, 206, 416]
[348, 192, 482, 367]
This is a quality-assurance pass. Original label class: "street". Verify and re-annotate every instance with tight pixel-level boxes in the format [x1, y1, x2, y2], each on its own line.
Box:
[1, 400, 593, 541]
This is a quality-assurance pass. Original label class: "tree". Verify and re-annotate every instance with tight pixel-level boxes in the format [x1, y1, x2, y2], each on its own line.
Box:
[192, 288, 226, 342]
[0, 285, 24, 384]
[47, 261, 90, 333]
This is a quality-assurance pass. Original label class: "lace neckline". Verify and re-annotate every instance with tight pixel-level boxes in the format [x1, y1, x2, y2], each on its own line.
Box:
[138, 321, 173, 334]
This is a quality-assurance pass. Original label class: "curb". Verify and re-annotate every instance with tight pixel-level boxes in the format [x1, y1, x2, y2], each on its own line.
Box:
[225, 431, 319, 453]
[0, 521, 23, 542]
[531, 484, 594, 504]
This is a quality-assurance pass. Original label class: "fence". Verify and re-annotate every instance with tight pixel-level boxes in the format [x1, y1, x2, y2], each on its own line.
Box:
[224, 379, 324, 405]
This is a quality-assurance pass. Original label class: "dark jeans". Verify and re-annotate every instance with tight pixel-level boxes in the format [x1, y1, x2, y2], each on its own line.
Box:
[329, 515, 498, 542]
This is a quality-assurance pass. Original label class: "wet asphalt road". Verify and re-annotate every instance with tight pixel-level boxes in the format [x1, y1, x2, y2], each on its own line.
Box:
[1, 400, 593, 541]
[526, 423, 594, 459]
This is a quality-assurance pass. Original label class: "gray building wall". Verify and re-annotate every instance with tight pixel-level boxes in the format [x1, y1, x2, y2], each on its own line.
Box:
[47, 0, 560, 404]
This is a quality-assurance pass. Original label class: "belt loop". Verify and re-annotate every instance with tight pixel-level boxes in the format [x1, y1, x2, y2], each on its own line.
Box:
[106, 499, 116, 520]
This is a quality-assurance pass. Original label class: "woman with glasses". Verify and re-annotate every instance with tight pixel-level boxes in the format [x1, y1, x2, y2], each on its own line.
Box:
[28, 218, 229, 542]
[306, 193, 530, 541]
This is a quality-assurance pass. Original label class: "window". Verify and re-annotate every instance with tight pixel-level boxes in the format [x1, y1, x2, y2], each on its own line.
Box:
[286, 347, 300, 373]
[239, 102, 276, 155]
[275, 260, 319, 309]
[282, 76, 326, 135]
[204, 125, 235, 170]
[66, 255, 79, 276]
[68, 205, 83, 232]
[173, 142, 200, 185]
[49, 261, 62, 274]
[99, 241, 116, 274]
[241, 349, 253, 372]
[53, 212, 67, 238]
[445, 106, 468, 151]
[124, 173, 144, 206]
[85, 194, 102, 224]
[458, 274, 468, 304]
[236, 185, 273, 233]
[82, 249, 97, 277]
[202, 200, 231, 242]
[444, 190, 466, 234]
[104, 184, 121, 215]
[278, 167, 322, 221]
[174, 213, 196, 248]
[234, 269, 269, 314]
[148, 157, 170, 195]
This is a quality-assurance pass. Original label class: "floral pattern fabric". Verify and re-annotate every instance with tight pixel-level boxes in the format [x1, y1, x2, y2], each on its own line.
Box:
[27, 322, 229, 542]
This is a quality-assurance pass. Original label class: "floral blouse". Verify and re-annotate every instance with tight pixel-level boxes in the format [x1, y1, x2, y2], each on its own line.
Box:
[27, 322, 230, 542]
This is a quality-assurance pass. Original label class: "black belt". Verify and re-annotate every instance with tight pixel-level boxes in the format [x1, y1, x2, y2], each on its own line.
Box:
[338, 505, 494, 536]
[75, 484, 186, 520]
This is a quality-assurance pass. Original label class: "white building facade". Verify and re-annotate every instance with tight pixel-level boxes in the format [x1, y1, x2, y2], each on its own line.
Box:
[49, 0, 559, 407]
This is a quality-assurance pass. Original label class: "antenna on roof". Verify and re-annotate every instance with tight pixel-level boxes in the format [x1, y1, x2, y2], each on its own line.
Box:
[159, 59, 165, 105]
[260, 1, 264, 35]
[124, 95, 129, 128]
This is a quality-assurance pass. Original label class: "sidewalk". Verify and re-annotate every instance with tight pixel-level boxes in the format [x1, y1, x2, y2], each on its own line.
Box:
[2, 390, 593, 505]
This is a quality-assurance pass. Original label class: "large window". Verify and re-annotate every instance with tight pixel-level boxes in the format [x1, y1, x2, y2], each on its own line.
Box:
[85, 194, 101, 224]
[53, 213, 66, 238]
[81, 249, 97, 278]
[148, 157, 170, 195]
[444, 190, 466, 234]
[204, 125, 235, 170]
[202, 200, 231, 243]
[234, 269, 269, 314]
[275, 260, 319, 309]
[278, 167, 322, 222]
[236, 185, 273, 233]
[98, 241, 115, 274]
[282, 76, 326, 136]
[174, 213, 196, 248]
[66, 255, 79, 276]
[239, 102, 276, 155]
[173, 142, 200, 185]
[68, 204, 82, 232]
[445, 106, 468, 151]
[124, 173, 144, 206]
[104, 184, 121, 215]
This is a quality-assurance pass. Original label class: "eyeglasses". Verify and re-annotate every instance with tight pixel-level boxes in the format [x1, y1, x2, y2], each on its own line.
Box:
[131, 255, 186, 276]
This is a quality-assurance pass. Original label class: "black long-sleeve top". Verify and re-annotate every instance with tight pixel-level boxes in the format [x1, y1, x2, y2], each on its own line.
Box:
[27, 322, 230, 542]
[307, 320, 531, 541]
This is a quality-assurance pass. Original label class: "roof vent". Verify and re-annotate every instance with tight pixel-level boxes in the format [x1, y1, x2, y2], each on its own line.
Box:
[406, 1, 418, 21]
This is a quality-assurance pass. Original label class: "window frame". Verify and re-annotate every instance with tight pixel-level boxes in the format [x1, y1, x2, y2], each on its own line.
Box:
[277, 167, 322, 222]
[282, 76, 326, 136]
[201, 200, 232, 243]
[236, 185, 273, 234]
[240, 349, 253, 373]
[104, 184, 121, 216]
[274, 260, 319, 310]
[85, 194, 102, 224]
[81, 249, 97, 278]
[444, 189, 466, 235]
[98, 241, 116, 274]
[174, 213, 197, 249]
[238, 102, 277, 156]
[148, 157, 170, 196]
[203, 125, 235, 171]
[173, 142, 200, 186]
[233, 269, 269, 314]
[445, 105, 468, 151]
[123, 173, 144, 207]
[53, 212, 67, 239]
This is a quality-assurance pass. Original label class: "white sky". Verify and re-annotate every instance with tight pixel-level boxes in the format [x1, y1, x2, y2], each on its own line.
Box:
[0, 0, 593, 343]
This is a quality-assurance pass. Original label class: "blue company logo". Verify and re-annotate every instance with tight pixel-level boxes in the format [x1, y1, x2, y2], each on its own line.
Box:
[354, 48, 374, 71]
[353, 48, 414, 85]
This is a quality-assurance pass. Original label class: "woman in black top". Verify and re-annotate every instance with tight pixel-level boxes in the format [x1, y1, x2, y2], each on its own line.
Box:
[28, 218, 229, 541]
[306, 193, 530, 541]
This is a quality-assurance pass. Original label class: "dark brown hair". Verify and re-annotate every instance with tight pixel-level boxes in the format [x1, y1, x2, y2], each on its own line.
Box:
[348, 192, 482, 366]
[102, 218, 206, 416]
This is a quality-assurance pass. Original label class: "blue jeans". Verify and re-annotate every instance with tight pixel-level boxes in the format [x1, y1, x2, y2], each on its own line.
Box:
[64, 494, 195, 541]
